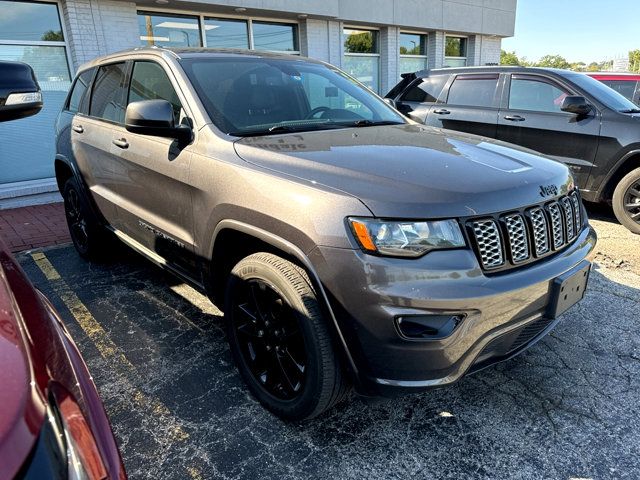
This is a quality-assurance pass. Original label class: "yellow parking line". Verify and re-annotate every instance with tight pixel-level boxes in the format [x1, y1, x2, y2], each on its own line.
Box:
[30, 252, 199, 457]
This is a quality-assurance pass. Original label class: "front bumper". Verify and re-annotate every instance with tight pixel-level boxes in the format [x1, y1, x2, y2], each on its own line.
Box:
[310, 225, 597, 396]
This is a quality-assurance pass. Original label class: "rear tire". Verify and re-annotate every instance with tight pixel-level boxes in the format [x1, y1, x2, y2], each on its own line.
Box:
[612, 167, 640, 234]
[225, 252, 349, 420]
[62, 177, 114, 260]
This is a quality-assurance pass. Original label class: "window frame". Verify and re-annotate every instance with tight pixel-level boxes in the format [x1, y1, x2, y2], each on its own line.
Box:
[137, 7, 300, 54]
[64, 67, 96, 115]
[444, 35, 468, 68]
[138, 10, 203, 48]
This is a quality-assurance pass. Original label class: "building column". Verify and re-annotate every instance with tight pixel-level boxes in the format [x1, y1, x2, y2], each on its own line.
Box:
[427, 31, 445, 69]
[379, 26, 399, 95]
[299, 19, 342, 67]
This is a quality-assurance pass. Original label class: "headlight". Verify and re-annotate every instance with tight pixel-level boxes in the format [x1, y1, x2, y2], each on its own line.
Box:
[348, 217, 466, 257]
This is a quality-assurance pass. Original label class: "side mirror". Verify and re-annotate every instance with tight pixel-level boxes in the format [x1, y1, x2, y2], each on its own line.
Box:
[125, 99, 192, 143]
[561, 95, 592, 116]
[383, 97, 397, 109]
[0, 61, 42, 122]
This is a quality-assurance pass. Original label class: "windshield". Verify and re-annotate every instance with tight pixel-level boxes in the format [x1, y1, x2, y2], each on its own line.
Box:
[566, 72, 640, 112]
[179, 56, 406, 136]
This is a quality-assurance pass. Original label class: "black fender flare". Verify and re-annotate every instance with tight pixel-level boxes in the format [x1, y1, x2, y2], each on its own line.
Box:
[211, 219, 359, 381]
[595, 148, 640, 202]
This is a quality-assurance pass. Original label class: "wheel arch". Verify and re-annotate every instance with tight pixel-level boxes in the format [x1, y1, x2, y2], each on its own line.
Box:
[598, 149, 640, 203]
[207, 219, 359, 380]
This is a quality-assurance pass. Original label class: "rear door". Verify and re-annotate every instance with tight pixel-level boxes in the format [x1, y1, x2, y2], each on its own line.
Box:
[110, 59, 196, 273]
[72, 62, 129, 225]
[423, 73, 500, 138]
[393, 75, 450, 123]
[497, 73, 601, 187]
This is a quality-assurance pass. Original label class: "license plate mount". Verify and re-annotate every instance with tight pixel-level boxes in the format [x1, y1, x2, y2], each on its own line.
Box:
[546, 261, 591, 319]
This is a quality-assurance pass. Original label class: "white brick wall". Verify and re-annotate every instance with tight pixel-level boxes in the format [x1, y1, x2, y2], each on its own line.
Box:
[379, 27, 399, 95]
[427, 31, 445, 69]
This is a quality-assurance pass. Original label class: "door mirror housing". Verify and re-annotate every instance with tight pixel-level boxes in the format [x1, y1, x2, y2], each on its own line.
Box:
[125, 99, 192, 143]
[383, 97, 397, 109]
[561, 95, 592, 116]
[0, 61, 43, 122]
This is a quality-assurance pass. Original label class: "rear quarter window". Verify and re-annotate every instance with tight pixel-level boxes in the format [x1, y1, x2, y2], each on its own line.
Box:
[66, 68, 95, 114]
[401, 75, 449, 103]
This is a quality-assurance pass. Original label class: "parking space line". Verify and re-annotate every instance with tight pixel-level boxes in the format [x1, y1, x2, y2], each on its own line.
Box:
[31, 252, 203, 478]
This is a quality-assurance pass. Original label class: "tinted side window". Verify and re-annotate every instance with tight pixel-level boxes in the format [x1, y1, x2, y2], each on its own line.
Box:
[509, 76, 569, 113]
[128, 61, 182, 124]
[90, 63, 127, 123]
[402, 76, 448, 103]
[67, 68, 94, 114]
[446, 75, 498, 107]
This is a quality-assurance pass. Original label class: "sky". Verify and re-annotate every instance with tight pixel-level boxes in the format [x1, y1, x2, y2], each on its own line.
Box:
[501, 0, 639, 64]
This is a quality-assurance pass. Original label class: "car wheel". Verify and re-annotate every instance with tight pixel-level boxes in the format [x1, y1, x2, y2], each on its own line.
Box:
[225, 252, 349, 420]
[62, 177, 112, 260]
[612, 167, 640, 234]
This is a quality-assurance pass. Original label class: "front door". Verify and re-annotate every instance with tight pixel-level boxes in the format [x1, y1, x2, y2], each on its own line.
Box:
[497, 74, 601, 188]
[110, 59, 196, 273]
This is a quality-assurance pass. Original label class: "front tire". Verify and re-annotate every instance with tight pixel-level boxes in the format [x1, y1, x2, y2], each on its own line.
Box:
[225, 252, 349, 420]
[612, 167, 640, 234]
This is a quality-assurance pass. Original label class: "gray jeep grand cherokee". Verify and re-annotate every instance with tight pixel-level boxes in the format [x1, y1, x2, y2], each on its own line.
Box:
[55, 47, 596, 420]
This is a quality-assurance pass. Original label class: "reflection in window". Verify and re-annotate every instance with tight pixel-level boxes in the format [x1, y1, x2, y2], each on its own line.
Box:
[445, 37, 467, 68]
[252, 22, 298, 52]
[509, 77, 569, 113]
[447, 75, 498, 107]
[90, 63, 127, 123]
[138, 12, 201, 47]
[0, 1, 64, 42]
[343, 29, 379, 92]
[129, 62, 182, 124]
[204, 17, 249, 49]
[399, 32, 428, 76]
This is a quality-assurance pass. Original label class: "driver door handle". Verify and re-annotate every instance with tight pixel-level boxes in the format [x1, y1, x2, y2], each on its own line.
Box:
[112, 138, 129, 149]
[504, 115, 526, 122]
[72, 124, 84, 133]
[433, 108, 450, 115]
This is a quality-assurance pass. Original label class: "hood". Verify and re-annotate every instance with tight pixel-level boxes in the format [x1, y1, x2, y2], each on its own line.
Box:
[234, 124, 574, 218]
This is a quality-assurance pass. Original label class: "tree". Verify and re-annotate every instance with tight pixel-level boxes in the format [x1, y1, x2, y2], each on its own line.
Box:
[500, 50, 521, 66]
[629, 50, 640, 73]
[535, 54, 571, 70]
[41, 29, 63, 41]
[344, 32, 373, 53]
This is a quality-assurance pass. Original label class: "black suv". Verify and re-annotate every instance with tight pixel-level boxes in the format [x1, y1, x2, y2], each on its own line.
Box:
[387, 66, 640, 233]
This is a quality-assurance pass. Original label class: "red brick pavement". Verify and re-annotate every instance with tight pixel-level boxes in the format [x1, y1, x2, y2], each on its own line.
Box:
[0, 202, 71, 253]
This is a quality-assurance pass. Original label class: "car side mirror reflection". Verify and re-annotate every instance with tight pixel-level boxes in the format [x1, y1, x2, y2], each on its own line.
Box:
[560, 95, 592, 116]
[0, 61, 43, 122]
[125, 99, 192, 143]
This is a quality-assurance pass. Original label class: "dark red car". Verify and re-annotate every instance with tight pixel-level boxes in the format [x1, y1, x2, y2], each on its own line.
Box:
[587, 72, 640, 105]
[0, 61, 125, 479]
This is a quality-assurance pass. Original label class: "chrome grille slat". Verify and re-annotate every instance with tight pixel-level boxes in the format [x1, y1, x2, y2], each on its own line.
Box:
[472, 220, 504, 269]
[548, 202, 564, 249]
[561, 197, 575, 240]
[529, 207, 549, 256]
[469, 191, 584, 272]
[504, 214, 529, 263]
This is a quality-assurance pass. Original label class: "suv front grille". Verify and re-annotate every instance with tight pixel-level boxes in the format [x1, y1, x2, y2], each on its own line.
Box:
[469, 191, 584, 272]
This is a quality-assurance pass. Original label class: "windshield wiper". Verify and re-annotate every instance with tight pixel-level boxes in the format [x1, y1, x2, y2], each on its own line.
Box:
[346, 119, 405, 127]
[230, 122, 345, 137]
[620, 108, 640, 113]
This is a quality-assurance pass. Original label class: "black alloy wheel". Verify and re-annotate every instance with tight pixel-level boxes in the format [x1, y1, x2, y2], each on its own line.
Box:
[613, 167, 640, 234]
[232, 278, 306, 400]
[64, 185, 89, 252]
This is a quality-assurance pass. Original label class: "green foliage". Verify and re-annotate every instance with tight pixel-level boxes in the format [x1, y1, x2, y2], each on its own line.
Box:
[629, 50, 640, 73]
[344, 32, 374, 54]
[41, 30, 63, 41]
[500, 50, 521, 65]
[445, 37, 464, 57]
[536, 54, 571, 69]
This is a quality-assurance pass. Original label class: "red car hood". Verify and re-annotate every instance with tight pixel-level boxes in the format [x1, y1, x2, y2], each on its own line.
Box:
[0, 247, 45, 476]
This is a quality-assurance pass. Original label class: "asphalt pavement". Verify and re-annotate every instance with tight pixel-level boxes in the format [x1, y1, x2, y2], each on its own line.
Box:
[18, 207, 640, 480]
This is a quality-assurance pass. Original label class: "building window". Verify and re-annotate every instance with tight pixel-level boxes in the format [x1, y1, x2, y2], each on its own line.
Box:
[204, 17, 249, 49]
[0, 0, 71, 184]
[343, 28, 380, 93]
[138, 12, 202, 47]
[399, 32, 428, 76]
[445, 36, 467, 67]
[252, 21, 298, 52]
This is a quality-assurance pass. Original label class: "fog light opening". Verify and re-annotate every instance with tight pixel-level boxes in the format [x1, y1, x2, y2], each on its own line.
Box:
[396, 314, 464, 340]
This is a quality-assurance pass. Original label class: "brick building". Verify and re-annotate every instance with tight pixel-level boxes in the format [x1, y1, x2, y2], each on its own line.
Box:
[0, 0, 516, 206]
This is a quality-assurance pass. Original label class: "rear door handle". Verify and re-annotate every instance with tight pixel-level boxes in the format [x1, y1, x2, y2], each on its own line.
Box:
[112, 138, 129, 149]
[433, 108, 451, 115]
[72, 124, 84, 133]
[504, 115, 526, 122]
